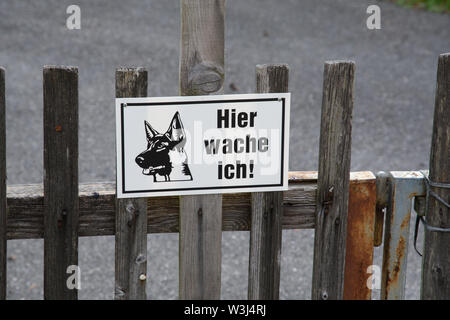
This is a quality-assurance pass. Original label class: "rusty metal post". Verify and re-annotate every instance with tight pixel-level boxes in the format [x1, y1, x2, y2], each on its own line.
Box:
[381, 171, 425, 300]
[343, 172, 376, 300]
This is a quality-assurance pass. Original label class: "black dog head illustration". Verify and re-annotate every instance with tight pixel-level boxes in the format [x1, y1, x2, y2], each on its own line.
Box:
[135, 112, 192, 182]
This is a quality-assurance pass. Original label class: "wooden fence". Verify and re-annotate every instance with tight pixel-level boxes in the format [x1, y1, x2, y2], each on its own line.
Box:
[0, 0, 448, 300]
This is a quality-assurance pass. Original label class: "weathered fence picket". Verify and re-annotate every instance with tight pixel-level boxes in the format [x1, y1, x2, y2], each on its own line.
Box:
[248, 64, 288, 300]
[312, 61, 355, 300]
[43, 66, 79, 300]
[178, 0, 225, 300]
[115, 68, 148, 300]
[421, 53, 450, 300]
[0, 67, 6, 300]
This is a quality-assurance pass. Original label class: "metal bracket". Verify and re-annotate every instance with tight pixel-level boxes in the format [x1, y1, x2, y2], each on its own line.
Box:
[380, 171, 425, 300]
[375, 171, 390, 247]
[414, 195, 426, 217]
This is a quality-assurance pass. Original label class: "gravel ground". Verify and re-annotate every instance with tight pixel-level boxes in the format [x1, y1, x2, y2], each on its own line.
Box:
[1, 0, 449, 299]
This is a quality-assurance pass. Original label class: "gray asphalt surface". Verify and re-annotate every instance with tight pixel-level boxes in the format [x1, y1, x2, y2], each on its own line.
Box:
[1, 0, 449, 299]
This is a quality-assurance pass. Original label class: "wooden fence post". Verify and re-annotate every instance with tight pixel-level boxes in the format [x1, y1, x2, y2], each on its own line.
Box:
[179, 0, 225, 300]
[248, 64, 288, 300]
[421, 53, 450, 300]
[43, 66, 79, 300]
[311, 61, 355, 300]
[115, 68, 148, 300]
[0, 67, 6, 300]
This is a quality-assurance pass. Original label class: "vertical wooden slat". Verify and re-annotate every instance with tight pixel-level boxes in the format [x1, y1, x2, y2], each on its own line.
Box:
[311, 61, 355, 300]
[421, 53, 450, 300]
[179, 0, 224, 300]
[0, 67, 6, 300]
[43, 66, 79, 300]
[248, 64, 288, 300]
[179, 195, 222, 299]
[115, 68, 148, 300]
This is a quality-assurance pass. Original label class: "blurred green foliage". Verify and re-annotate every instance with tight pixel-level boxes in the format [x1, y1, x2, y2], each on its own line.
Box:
[395, 0, 450, 12]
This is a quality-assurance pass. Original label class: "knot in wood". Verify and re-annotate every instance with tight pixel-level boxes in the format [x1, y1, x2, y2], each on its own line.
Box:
[135, 253, 146, 264]
[125, 203, 137, 226]
[334, 217, 340, 226]
[188, 62, 224, 95]
[432, 265, 442, 275]
[125, 203, 135, 214]
[321, 291, 328, 300]
[198, 208, 203, 217]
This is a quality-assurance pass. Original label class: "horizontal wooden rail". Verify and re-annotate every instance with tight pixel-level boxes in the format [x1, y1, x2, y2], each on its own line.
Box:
[5, 171, 374, 240]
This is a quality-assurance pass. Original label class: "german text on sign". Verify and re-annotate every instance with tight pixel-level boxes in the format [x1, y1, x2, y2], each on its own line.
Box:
[115, 93, 290, 198]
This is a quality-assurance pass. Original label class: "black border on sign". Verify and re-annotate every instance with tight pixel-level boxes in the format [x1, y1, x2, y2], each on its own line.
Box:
[120, 97, 286, 194]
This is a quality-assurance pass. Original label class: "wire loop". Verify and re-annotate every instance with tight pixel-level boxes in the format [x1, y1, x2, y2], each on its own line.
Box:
[413, 171, 450, 257]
